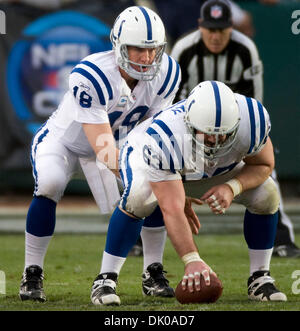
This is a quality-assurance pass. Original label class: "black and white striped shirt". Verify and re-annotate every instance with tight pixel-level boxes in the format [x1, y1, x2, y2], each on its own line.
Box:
[170, 29, 263, 102]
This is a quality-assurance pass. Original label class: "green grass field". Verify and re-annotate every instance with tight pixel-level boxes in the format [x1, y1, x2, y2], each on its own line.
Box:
[0, 233, 300, 311]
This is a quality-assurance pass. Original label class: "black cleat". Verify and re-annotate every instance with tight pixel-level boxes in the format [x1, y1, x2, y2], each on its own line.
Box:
[273, 243, 300, 258]
[142, 262, 174, 297]
[19, 265, 46, 302]
[248, 270, 287, 301]
[91, 272, 120, 306]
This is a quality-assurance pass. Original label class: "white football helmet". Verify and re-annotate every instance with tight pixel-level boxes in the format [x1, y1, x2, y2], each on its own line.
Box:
[184, 81, 240, 161]
[110, 6, 166, 81]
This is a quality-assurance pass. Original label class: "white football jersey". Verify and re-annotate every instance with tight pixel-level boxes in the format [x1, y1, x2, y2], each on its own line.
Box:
[46, 50, 181, 157]
[126, 93, 271, 182]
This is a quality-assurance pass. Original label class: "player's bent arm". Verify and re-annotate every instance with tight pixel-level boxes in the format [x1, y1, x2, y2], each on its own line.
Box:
[202, 138, 274, 213]
[150, 179, 212, 291]
[150, 179, 198, 257]
[232, 137, 274, 193]
[82, 123, 119, 177]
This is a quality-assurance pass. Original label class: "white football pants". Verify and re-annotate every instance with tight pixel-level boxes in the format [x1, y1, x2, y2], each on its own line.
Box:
[31, 123, 120, 214]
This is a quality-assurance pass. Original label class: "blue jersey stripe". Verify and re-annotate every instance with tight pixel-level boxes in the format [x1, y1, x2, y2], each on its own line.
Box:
[121, 145, 134, 210]
[256, 100, 266, 146]
[158, 56, 173, 96]
[80, 61, 113, 100]
[138, 6, 152, 40]
[212, 162, 238, 176]
[211, 81, 221, 127]
[71, 67, 106, 105]
[146, 127, 175, 173]
[246, 97, 256, 154]
[152, 119, 184, 170]
[164, 61, 180, 99]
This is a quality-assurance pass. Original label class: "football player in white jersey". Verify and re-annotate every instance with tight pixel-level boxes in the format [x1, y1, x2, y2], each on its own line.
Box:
[19, 6, 181, 302]
[91, 80, 287, 305]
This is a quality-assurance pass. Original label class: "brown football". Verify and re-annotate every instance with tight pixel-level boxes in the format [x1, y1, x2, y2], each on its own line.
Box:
[175, 273, 223, 304]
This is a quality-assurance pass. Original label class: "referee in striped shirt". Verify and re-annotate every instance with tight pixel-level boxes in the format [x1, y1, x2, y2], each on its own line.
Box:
[171, 0, 300, 258]
[171, 0, 263, 102]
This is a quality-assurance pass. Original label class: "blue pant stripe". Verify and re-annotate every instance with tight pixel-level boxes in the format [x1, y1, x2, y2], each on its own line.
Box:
[121, 145, 134, 210]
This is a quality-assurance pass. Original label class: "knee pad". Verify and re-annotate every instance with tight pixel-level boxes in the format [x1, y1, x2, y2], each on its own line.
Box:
[120, 181, 158, 219]
[35, 172, 67, 203]
[34, 162, 70, 203]
[246, 177, 280, 215]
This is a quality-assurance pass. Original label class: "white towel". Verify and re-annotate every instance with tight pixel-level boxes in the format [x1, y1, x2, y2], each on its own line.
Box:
[79, 157, 120, 214]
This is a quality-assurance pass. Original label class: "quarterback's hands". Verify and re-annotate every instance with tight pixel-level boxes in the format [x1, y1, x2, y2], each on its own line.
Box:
[200, 184, 234, 215]
[181, 260, 216, 292]
[184, 197, 203, 234]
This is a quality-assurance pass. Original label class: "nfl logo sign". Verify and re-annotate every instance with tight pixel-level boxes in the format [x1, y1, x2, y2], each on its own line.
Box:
[211, 5, 223, 19]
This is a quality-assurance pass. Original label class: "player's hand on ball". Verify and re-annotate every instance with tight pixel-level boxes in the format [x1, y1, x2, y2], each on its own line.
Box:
[176, 262, 223, 304]
[181, 260, 215, 293]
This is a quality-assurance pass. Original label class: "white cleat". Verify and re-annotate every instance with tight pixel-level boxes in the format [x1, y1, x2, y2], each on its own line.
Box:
[248, 270, 287, 302]
[91, 273, 121, 306]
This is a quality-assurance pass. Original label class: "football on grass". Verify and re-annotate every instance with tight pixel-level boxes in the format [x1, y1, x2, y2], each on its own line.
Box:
[175, 273, 223, 304]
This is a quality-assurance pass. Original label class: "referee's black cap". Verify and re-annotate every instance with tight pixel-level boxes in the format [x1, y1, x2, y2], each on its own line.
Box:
[199, 0, 233, 29]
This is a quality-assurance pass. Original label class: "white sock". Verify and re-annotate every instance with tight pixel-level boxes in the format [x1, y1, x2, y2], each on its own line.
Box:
[249, 248, 273, 276]
[100, 251, 126, 275]
[25, 231, 52, 270]
[141, 226, 167, 272]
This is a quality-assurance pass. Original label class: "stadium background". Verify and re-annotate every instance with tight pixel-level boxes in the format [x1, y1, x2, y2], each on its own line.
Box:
[0, 0, 299, 234]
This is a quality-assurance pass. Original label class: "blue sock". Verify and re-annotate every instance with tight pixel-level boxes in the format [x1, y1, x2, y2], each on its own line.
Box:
[244, 209, 278, 249]
[143, 206, 165, 228]
[105, 207, 144, 257]
[26, 196, 56, 237]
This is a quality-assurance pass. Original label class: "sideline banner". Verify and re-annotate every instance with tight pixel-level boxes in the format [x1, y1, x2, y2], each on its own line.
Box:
[0, 1, 134, 170]
[7, 10, 111, 136]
